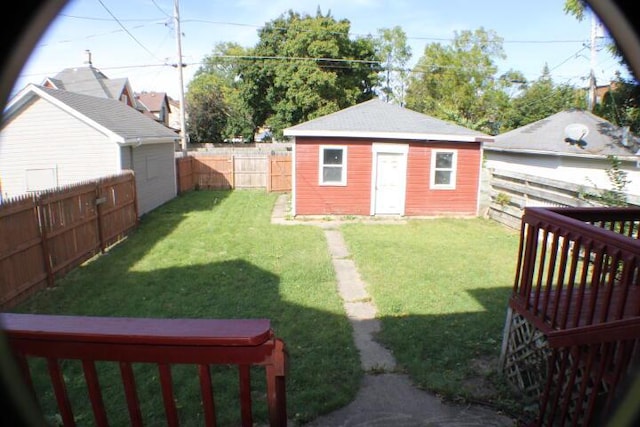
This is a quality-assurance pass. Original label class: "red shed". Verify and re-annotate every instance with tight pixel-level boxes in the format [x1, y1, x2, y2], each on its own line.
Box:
[283, 99, 493, 217]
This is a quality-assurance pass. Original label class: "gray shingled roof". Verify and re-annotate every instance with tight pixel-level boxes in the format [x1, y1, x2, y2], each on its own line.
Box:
[29, 85, 178, 142]
[46, 67, 126, 100]
[489, 109, 639, 158]
[283, 98, 492, 142]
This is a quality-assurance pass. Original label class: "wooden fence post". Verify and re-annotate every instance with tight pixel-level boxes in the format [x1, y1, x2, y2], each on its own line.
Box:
[96, 179, 106, 253]
[35, 194, 54, 288]
[231, 154, 236, 189]
[267, 155, 273, 193]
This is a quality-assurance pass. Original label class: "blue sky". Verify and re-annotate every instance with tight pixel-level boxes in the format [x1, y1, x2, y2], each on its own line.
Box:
[13, 0, 629, 100]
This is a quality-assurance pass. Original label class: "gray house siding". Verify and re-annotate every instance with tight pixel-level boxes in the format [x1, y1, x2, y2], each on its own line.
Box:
[1, 87, 178, 215]
[0, 98, 119, 196]
[132, 143, 176, 214]
[120, 146, 133, 170]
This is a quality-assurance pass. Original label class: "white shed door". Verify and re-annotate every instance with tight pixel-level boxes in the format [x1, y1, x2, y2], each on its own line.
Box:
[374, 152, 406, 215]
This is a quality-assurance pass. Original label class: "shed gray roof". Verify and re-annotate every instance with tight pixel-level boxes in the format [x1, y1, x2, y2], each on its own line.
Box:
[283, 98, 492, 143]
[488, 109, 639, 159]
[45, 66, 128, 100]
[4, 84, 178, 144]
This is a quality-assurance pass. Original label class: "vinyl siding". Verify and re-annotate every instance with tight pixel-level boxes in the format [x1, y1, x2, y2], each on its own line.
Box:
[484, 151, 640, 196]
[405, 142, 481, 216]
[0, 97, 119, 198]
[295, 138, 371, 215]
[131, 143, 176, 215]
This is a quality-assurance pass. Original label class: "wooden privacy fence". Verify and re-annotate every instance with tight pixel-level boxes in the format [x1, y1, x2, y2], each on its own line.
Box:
[0, 172, 138, 309]
[177, 153, 291, 194]
[485, 168, 640, 229]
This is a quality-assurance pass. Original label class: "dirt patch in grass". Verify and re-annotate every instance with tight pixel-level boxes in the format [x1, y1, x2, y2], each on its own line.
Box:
[462, 355, 500, 400]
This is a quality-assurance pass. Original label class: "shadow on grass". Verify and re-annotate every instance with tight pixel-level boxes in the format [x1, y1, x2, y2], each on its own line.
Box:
[10, 258, 362, 426]
[376, 286, 525, 417]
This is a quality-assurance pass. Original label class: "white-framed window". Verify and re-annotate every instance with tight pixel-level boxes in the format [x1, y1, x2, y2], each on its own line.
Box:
[146, 156, 160, 180]
[430, 149, 457, 189]
[25, 168, 57, 192]
[319, 146, 347, 186]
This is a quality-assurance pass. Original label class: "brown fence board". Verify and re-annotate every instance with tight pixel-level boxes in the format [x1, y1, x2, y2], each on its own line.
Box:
[0, 172, 138, 309]
[176, 153, 291, 193]
[38, 183, 101, 279]
[195, 156, 233, 189]
[98, 173, 138, 248]
[0, 196, 47, 308]
[234, 155, 267, 188]
[269, 155, 292, 193]
[176, 156, 194, 194]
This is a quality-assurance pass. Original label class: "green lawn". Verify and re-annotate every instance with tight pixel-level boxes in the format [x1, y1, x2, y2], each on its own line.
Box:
[12, 190, 525, 424]
[341, 218, 523, 412]
[13, 190, 361, 426]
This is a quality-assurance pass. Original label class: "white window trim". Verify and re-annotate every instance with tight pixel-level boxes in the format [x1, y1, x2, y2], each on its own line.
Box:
[318, 145, 347, 186]
[430, 149, 457, 189]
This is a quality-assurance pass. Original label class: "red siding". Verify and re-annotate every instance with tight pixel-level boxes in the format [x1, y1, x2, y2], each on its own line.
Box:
[295, 138, 371, 215]
[405, 142, 480, 216]
[294, 138, 481, 216]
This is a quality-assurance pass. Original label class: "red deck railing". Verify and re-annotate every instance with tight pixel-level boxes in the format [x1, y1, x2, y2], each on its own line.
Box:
[509, 207, 640, 426]
[0, 313, 288, 427]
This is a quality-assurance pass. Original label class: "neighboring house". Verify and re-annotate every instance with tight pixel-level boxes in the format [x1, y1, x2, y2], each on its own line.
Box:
[283, 98, 493, 217]
[168, 96, 184, 133]
[594, 81, 618, 105]
[42, 62, 137, 108]
[484, 109, 640, 197]
[0, 84, 180, 215]
[136, 91, 172, 127]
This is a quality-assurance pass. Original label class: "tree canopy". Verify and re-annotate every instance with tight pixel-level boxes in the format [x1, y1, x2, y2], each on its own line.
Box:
[238, 9, 381, 138]
[375, 26, 412, 105]
[184, 5, 635, 143]
[500, 65, 586, 131]
[405, 28, 511, 134]
[185, 73, 229, 143]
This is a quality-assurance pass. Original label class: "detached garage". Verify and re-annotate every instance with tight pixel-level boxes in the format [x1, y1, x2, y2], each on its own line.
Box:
[283, 99, 493, 217]
[0, 84, 179, 215]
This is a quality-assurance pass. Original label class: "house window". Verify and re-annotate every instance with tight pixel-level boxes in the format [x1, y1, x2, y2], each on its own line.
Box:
[319, 146, 347, 185]
[430, 150, 457, 189]
[25, 168, 56, 192]
[146, 156, 160, 180]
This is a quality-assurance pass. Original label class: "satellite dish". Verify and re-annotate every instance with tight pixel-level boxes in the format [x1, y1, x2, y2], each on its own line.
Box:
[564, 123, 589, 141]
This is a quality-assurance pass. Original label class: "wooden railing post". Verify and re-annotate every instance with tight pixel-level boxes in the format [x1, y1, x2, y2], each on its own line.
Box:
[1, 314, 288, 427]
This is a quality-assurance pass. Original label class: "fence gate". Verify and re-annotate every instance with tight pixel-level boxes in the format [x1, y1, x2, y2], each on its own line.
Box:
[234, 155, 267, 188]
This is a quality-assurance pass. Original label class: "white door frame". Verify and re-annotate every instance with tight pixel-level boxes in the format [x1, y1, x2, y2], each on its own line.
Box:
[370, 143, 409, 215]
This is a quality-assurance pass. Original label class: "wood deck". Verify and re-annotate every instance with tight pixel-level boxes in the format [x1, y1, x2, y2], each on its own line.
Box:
[514, 284, 640, 332]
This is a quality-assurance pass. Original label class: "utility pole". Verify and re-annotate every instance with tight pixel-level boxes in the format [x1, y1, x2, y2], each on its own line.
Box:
[174, 0, 187, 155]
[588, 13, 597, 112]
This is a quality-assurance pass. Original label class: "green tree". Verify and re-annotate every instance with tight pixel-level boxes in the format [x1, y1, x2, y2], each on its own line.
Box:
[238, 9, 381, 138]
[594, 72, 640, 133]
[374, 26, 412, 105]
[501, 64, 586, 131]
[582, 155, 630, 206]
[564, 0, 636, 81]
[194, 42, 255, 142]
[405, 28, 510, 134]
[185, 73, 229, 143]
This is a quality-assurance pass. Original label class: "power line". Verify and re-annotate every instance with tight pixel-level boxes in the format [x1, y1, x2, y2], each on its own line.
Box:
[96, 0, 166, 63]
[52, 13, 593, 49]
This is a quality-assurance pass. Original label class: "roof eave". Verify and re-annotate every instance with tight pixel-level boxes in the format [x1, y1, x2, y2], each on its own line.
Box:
[283, 129, 492, 143]
[121, 136, 179, 146]
[484, 146, 639, 161]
